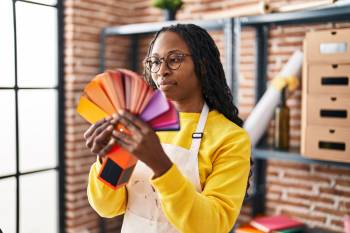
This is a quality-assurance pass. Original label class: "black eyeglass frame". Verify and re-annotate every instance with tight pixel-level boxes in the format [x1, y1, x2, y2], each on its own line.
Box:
[144, 52, 192, 73]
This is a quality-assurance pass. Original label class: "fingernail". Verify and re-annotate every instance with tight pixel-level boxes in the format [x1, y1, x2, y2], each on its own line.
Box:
[107, 125, 113, 131]
[112, 113, 118, 118]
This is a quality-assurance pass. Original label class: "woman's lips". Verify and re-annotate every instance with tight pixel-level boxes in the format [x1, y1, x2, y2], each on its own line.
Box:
[159, 80, 177, 85]
[158, 80, 177, 90]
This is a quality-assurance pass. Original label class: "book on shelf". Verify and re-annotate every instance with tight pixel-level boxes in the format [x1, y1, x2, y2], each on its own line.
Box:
[236, 224, 304, 233]
[249, 215, 304, 233]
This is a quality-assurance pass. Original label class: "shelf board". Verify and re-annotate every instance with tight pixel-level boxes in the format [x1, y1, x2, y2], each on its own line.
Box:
[240, 4, 350, 26]
[103, 19, 227, 36]
[252, 147, 350, 168]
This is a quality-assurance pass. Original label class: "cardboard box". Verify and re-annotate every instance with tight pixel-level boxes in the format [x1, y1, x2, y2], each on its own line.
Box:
[306, 28, 350, 63]
[307, 94, 350, 127]
[308, 64, 350, 94]
[303, 125, 350, 163]
[301, 33, 350, 163]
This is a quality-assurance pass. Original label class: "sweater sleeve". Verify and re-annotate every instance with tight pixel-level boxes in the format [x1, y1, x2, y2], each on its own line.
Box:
[150, 131, 251, 233]
[87, 157, 127, 218]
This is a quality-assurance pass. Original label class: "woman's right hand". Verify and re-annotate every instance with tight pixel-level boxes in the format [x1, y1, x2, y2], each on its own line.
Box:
[83, 116, 117, 160]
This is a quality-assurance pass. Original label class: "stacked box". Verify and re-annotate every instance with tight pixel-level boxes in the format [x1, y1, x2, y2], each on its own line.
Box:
[301, 28, 350, 163]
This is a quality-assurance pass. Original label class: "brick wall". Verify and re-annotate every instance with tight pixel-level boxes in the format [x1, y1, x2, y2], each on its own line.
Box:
[64, 0, 130, 232]
[64, 1, 350, 233]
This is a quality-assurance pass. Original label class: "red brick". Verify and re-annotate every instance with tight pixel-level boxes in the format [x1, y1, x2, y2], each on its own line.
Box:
[314, 206, 348, 217]
[339, 200, 350, 213]
[335, 178, 350, 187]
[314, 165, 350, 176]
[66, 214, 98, 228]
[283, 172, 331, 185]
[268, 161, 311, 172]
[267, 199, 310, 209]
[279, 209, 326, 223]
[287, 193, 334, 205]
[330, 219, 346, 228]
[268, 180, 313, 192]
[319, 187, 350, 197]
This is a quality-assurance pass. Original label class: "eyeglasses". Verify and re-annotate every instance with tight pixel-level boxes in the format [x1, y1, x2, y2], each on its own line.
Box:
[144, 52, 191, 73]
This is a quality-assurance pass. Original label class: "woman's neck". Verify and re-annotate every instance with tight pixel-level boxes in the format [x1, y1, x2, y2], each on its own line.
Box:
[172, 96, 204, 113]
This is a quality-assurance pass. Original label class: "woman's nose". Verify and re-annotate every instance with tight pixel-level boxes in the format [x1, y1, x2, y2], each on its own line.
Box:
[157, 60, 170, 77]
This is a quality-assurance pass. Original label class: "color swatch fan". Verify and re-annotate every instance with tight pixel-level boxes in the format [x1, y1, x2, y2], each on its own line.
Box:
[77, 69, 180, 190]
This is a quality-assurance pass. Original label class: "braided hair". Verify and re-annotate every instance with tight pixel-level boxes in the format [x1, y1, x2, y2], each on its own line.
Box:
[143, 24, 252, 197]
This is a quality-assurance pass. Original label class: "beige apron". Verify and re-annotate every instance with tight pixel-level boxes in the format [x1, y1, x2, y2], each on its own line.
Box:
[121, 103, 209, 233]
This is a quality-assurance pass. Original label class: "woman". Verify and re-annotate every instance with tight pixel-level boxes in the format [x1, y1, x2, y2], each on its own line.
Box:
[85, 24, 251, 233]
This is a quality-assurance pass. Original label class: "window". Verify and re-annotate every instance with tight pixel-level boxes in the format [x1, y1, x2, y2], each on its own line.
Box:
[0, 1, 64, 233]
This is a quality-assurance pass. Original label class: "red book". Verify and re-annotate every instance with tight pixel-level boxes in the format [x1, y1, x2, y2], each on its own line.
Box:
[250, 215, 304, 233]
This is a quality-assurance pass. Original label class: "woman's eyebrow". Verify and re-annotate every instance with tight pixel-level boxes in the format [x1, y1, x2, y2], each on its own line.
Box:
[168, 49, 182, 53]
[151, 49, 184, 57]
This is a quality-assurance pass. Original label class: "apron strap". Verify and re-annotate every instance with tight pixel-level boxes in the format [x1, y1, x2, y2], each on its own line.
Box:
[190, 102, 209, 156]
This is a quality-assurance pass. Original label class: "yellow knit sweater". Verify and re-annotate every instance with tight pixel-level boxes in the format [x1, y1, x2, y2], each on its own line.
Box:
[87, 110, 251, 233]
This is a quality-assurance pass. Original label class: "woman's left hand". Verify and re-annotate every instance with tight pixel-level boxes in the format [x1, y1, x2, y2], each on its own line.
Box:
[112, 110, 173, 178]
